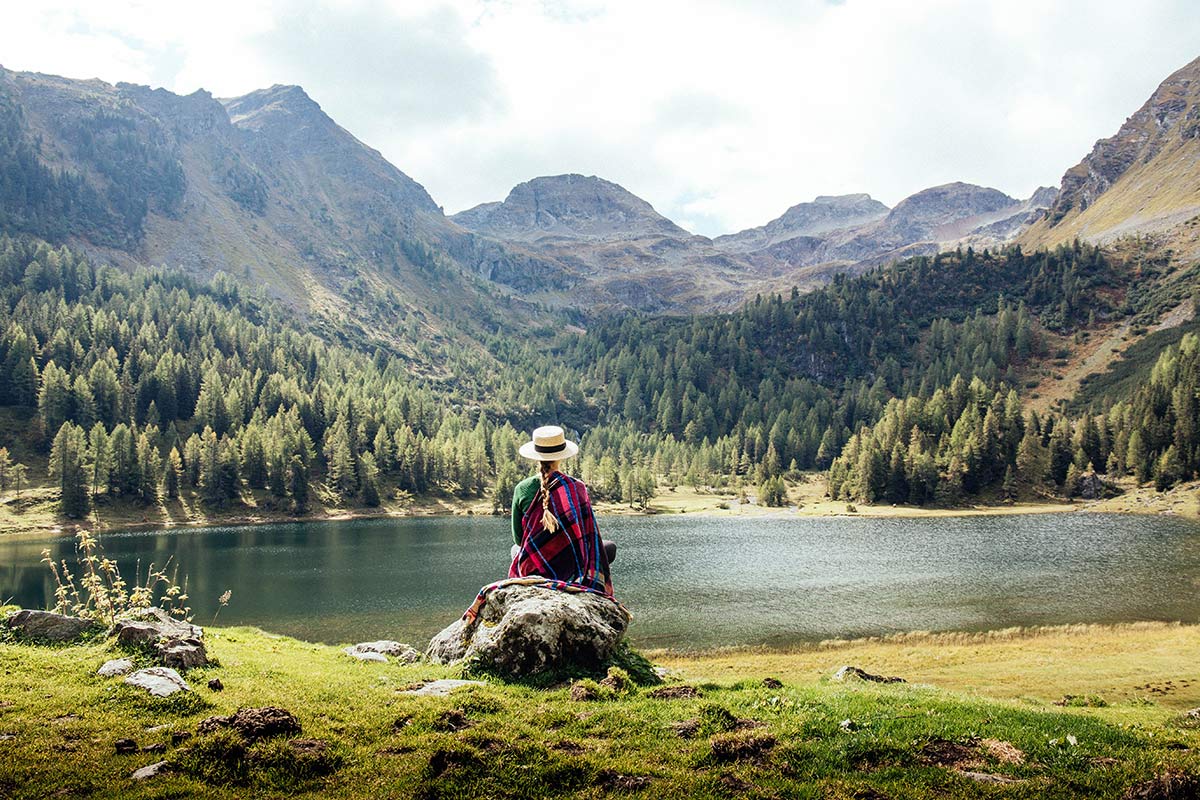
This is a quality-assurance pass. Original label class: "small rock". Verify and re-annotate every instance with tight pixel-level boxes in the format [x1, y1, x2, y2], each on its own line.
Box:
[840, 719, 856, 732]
[0, 733, 15, 741]
[398, 679, 485, 697]
[124, 667, 190, 697]
[833, 665, 905, 684]
[343, 641, 421, 663]
[131, 760, 169, 781]
[762, 677, 783, 689]
[4, 610, 100, 643]
[97, 658, 135, 678]
[197, 707, 301, 742]
[156, 638, 207, 671]
[170, 731, 191, 745]
[114, 738, 137, 754]
[345, 650, 388, 663]
[207, 678, 223, 692]
[141, 743, 166, 754]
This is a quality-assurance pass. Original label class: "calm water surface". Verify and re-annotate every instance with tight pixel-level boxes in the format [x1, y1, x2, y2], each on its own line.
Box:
[3, 513, 1199, 648]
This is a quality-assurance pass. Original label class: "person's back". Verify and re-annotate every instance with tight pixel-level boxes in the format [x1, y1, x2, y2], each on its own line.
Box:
[509, 426, 615, 594]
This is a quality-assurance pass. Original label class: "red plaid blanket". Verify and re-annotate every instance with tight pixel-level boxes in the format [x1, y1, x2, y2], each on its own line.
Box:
[510, 471, 612, 596]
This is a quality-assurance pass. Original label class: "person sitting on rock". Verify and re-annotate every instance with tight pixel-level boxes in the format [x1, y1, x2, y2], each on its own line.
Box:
[509, 425, 616, 594]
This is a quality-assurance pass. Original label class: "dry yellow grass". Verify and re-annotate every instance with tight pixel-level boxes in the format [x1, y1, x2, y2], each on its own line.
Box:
[656, 622, 1200, 713]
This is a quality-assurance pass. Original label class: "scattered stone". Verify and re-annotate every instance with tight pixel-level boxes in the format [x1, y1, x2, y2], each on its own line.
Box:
[710, 731, 776, 762]
[833, 665, 905, 684]
[170, 731, 191, 745]
[398, 679, 485, 697]
[52, 714, 78, 724]
[343, 641, 421, 663]
[839, 719, 857, 732]
[141, 742, 167, 754]
[569, 682, 599, 702]
[4, 610, 101, 643]
[0, 733, 15, 742]
[647, 685, 701, 700]
[130, 761, 169, 781]
[550, 739, 585, 753]
[1185, 708, 1200, 720]
[156, 638, 207, 671]
[207, 678, 223, 692]
[345, 650, 388, 663]
[425, 584, 629, 679]
[1124, 772, 1200, 800]
[97, 658, 135, 678]
[762, 677, 783, 689]
[595, 769, 651, 791]
[145, 724, 172, 733]
[114, 738, 138, 754]
[197, 707, 301, 742]
[124, 667, 190, 697]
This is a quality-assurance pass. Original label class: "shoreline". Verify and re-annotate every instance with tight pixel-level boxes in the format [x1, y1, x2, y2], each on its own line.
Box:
[1, 475, 1196, 540]
[2, 489, 1190, 544]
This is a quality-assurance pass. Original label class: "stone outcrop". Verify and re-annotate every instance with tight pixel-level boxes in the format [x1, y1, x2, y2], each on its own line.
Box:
[426, 584, 629, 679]
[113, 608, 208, 671]
[4, 610, 101, 643]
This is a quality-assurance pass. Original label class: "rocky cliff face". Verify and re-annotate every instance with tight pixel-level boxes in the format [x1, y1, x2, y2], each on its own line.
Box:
[1022, 56, 1200, 252]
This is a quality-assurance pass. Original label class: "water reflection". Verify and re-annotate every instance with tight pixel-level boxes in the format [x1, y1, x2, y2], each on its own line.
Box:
[1, 513, 1198, 648]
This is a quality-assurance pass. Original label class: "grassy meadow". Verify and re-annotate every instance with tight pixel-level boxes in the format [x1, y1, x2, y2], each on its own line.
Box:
[1, 618, 1198, 798]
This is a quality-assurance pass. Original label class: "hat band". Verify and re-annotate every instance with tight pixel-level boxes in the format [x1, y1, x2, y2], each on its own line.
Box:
[534, 441, 567, 454]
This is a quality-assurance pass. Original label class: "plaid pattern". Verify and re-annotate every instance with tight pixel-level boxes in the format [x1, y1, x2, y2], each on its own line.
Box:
[510, 471, 613, 596]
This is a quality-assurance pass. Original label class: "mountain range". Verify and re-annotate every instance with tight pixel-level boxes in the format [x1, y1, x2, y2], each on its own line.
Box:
[1, 56, 1198, 322]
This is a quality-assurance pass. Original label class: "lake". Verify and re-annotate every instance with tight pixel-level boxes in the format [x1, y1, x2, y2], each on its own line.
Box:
[3, 512, 1200, 649]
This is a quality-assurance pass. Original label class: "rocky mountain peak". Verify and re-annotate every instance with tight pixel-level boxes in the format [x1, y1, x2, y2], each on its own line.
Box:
[713, 193, 889, 253]
[452, 174, 689, 242]
[1046, 56, 1200, 224]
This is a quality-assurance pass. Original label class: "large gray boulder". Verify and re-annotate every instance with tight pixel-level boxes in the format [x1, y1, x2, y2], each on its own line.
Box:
[4, 610, 101, 643]
[426, 584, 629, 679]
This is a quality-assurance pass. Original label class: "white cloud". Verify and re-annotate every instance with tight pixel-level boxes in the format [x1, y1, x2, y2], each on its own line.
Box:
[1, 0, 1197, 235]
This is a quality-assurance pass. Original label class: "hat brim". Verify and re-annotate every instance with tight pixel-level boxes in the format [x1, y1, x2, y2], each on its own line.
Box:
[519, 440, 580, 461]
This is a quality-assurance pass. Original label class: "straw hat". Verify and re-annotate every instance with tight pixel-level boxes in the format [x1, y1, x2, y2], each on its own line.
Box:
[519, 425, 580, 461]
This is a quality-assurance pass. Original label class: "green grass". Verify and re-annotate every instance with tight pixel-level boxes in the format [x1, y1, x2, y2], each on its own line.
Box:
[1, 622, 1198, 797]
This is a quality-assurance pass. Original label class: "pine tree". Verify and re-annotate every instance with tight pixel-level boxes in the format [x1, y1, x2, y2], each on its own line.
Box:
[359, 451, 381, 507]
[164, 447, 183, 499]
[49, 422, 90, 518]
[289, 454, 309, 514]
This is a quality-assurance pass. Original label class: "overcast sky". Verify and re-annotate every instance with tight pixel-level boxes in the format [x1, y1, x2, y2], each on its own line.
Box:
[3, 0, 1198, 236]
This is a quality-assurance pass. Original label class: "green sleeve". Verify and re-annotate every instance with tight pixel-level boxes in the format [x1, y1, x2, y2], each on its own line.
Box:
[511, 475, 539, 545]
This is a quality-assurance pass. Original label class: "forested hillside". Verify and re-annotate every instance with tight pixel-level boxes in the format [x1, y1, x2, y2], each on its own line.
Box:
[2, 226, 1196, 528]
